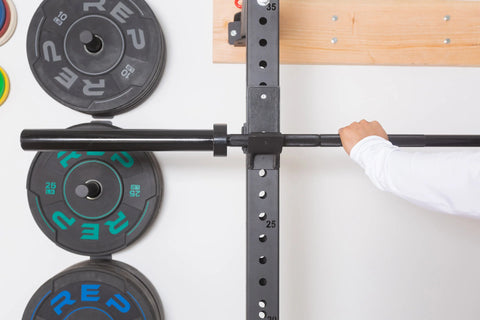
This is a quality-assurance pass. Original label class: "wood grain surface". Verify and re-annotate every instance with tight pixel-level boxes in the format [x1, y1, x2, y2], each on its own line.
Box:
[213, 0, 480, 66]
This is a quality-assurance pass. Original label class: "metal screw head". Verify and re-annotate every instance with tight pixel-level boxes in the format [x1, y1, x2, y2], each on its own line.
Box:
[257, 0, 270, 6]
[444, 15, 450, 21]
[261, 94, 267, 100]
[230, 30, 238, 37]
[444, 38, 451, 44]
[332, 15, 338, 22]
[331, 37, 338, 44]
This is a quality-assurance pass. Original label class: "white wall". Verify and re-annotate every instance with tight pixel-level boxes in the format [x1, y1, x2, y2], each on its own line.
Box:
[2, 1, 480, 319]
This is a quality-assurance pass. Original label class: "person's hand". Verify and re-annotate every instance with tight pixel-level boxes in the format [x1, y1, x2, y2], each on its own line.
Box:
[338, 120, 389, 155]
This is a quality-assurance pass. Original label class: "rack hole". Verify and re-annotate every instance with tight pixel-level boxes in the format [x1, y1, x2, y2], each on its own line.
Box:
[259, 60, 268, 69]
[259, 82, 267, 86]
[259, 191, 267, 199]
[259, 234, 267, 242]
[259, 311, 266, 319]
[259, 39, 268, 47]
[259, 169, 266, 177]
[259, 256, 267, 264]
[259, 17, 268, 25]
[259, 212, 267, 220]
[259, 278, 267, 286]
[259, 300, 267, 308]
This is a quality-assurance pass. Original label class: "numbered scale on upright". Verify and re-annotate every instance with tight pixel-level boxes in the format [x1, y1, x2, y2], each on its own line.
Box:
[27, 0, 166, 116]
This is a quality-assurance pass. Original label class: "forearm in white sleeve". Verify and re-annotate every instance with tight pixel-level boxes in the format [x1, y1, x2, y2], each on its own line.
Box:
[350, 136, 480, 217]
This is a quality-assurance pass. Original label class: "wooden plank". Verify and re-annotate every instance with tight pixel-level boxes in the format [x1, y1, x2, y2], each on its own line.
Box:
[213, 0, 480, 66]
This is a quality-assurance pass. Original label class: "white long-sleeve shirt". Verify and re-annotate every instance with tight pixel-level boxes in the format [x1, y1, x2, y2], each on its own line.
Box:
[350, 136, 480, 217]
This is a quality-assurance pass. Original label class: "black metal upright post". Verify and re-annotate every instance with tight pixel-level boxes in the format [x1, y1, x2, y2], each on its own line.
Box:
[245, 1, 280, 319]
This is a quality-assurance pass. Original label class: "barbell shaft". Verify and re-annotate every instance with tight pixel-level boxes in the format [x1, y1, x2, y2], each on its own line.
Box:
[229, 134, 480, 148]
[21, 129, 480, 152]
[317, 135, 480, 147]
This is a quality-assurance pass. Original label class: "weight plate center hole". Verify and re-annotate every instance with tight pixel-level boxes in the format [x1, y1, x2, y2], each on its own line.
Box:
[75, 179, 103, 200]
[80, 30, 104, 55]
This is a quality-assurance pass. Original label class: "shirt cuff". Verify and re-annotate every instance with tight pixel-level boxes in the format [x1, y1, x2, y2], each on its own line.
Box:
[350, 136, 396, 169]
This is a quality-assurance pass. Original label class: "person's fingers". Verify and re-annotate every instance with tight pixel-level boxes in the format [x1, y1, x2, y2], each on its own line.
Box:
[369, 120, 388, 139]
[339, 119, 390, 155]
